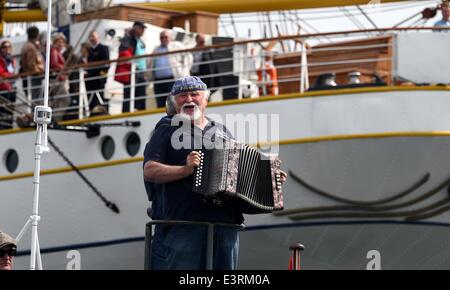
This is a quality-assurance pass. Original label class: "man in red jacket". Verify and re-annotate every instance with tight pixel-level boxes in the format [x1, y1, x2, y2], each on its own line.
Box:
[117, 21, 148, 113]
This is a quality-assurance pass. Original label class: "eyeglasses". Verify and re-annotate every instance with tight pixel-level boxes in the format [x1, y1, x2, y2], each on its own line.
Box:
[0, 248, 16, 258]
[1, 45, 11, 49]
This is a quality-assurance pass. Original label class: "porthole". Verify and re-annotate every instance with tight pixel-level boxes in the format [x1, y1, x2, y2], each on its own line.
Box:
[101, 136, 115, 160]
[125, 132, 141, 157]
[4, 149, 18, 173]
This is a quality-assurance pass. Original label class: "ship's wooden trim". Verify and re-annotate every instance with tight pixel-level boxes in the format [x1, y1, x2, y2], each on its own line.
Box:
[2, 131, 450, 181]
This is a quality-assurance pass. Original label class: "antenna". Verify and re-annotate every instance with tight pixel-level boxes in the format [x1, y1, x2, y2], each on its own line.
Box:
[15, 0, 53, 270]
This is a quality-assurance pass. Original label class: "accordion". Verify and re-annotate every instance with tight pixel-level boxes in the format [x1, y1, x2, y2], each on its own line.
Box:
[192, 141, 284, 214]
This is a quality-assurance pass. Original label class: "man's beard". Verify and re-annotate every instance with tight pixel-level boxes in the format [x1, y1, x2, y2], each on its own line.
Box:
[179, 102, 202, 122]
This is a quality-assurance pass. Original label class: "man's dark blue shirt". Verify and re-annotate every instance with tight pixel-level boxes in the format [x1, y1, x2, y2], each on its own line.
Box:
[144, 116, 244, 224]
[143, 115, 173, 219]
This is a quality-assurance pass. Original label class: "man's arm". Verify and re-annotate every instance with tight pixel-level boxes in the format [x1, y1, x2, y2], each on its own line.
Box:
[144, 151, 201, 183]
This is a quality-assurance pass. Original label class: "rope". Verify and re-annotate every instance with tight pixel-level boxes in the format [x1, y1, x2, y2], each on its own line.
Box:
[276, 173, 450, 222]
[285, 170, 430, 207]
[47, 136, 120, 214]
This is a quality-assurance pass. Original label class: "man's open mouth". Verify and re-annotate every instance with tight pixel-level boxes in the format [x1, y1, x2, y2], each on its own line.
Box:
[184, 104, 195, 110]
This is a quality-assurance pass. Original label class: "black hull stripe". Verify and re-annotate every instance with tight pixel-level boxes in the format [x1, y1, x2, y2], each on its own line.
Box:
[16, 220, 450, 256]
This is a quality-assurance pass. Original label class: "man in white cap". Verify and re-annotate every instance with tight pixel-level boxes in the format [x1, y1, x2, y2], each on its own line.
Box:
[0, 231, 17, 270]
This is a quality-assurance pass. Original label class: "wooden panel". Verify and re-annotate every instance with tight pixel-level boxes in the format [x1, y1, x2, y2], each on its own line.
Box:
[274, 35, 393, 94]
[74, 4, 181, 29]
[171, 12, 219, 35]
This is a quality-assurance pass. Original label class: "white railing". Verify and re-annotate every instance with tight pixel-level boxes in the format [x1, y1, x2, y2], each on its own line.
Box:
[3, 27, 445, 128]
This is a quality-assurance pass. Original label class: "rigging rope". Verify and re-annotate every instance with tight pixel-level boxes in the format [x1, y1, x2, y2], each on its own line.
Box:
[47, 136, 120, 214]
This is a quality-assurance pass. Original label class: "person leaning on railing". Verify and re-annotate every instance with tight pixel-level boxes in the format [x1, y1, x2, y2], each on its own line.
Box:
[20, 26, 44, 102]
[62, 42, 91, 121]
[434, 2, 450, 31]
[0, 40, 17, 129]
[49, 33, 70, 122]
[117, 21, 148, 113]
[149, 30, 193, 109]
[86, 31, 110, 113]
[143, 76, 244, 270]
[190, 34, 215, 90]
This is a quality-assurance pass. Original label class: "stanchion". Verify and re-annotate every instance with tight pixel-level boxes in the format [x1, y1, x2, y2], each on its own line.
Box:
[289, 243, 305, 270]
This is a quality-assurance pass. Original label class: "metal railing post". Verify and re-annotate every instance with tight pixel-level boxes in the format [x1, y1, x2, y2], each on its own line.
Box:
[300, 42, 308, 94]
[130, 62, 136, 113]
[27, 75, 32, 112]
[289, 243, 305, 270]
[206, 223, 214, 270]
[144, 222, 152, 270]
[237, 45, 245, 99]
[79, 68, 88, 119]
[304, 45, 309, 91]
[261, 50, 268, 96]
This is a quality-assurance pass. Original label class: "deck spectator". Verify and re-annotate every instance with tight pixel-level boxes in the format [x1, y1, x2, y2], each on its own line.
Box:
[434, 3, 450, 31]
[191, 33, 215, 90]
[0, 40, 16, 129]
[117, 21, 148, 113]
[62, 42, 91, 121]
[20, 26, 44, 103]
[49, 33, 69, 122]
[86, 31, 110, 113]
[149, 30, 193, 108]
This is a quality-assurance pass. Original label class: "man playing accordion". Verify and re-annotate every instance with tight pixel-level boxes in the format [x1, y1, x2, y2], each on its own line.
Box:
[143, 76, 286, 270]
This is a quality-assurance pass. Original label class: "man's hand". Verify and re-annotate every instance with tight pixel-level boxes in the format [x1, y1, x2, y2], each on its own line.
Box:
[184, 151, 201, 175]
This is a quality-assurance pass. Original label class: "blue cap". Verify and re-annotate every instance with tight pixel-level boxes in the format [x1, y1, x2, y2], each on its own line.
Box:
[170, 76, 207, 96]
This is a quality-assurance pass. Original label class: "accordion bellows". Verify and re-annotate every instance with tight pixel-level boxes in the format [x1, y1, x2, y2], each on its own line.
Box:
[193, 141, 284, 214]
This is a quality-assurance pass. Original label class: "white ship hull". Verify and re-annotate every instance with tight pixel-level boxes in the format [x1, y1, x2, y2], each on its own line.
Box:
[2, 87, 450, 269]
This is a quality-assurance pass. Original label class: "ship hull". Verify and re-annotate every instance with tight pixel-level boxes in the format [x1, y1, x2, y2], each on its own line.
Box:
[2, 87, 450, 269]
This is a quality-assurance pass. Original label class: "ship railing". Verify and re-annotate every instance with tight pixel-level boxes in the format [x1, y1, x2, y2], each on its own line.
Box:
[7, 57, 389, 117]
[1, 45, 391, 120]
[144, 219, 245, 270]
[0, 26, 446, 127]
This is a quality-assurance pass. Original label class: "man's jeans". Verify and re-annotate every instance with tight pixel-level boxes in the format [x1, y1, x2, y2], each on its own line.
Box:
[150, 224, 239, 270]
